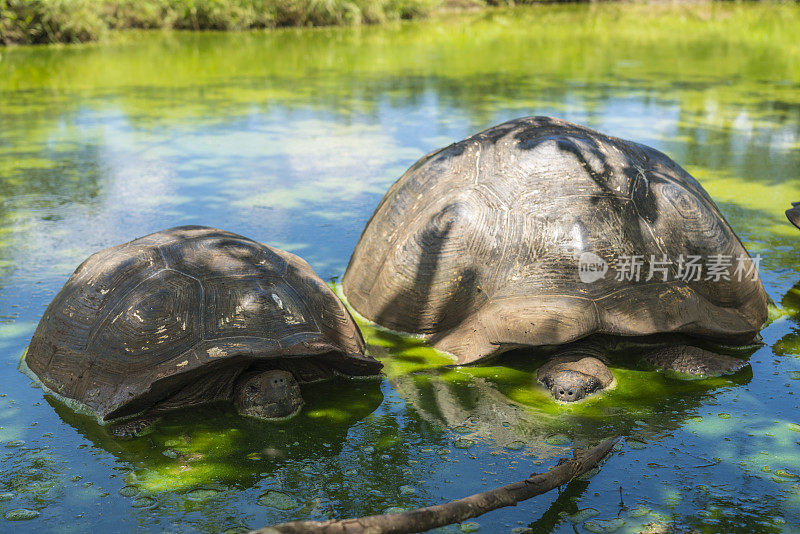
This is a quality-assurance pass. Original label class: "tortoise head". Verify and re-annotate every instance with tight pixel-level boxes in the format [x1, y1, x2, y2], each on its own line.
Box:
[540, 369, 601, 402]
[233, 369, 303, 419]
[537, 356, 613, 403]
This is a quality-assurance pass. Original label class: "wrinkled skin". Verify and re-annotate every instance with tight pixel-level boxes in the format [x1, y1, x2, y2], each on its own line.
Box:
[541, 369, 602, 402]
[233, 369, 304, 419]
[537, 341, 750, 403]
[537, 356, 613, 402]
[112, 369, 304, 438]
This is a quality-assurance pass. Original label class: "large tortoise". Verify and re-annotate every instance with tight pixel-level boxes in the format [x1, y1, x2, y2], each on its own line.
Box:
[23, 226, 381, 436]
[343, 117, 767, 401]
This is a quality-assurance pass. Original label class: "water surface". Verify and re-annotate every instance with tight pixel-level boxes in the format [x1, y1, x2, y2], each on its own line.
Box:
[1, 3, 799, 532]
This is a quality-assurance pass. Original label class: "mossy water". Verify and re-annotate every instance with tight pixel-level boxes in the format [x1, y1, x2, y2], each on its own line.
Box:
[1, 3, 799, 532]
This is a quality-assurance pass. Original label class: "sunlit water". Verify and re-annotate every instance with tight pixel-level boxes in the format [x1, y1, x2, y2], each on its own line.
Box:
[1, 3, 799, 532]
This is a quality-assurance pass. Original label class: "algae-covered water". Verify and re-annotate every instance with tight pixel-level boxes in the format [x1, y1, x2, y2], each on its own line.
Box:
[1, 3, 799, 532]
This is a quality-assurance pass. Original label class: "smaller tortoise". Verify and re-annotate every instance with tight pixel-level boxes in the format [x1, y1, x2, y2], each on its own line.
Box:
[23, 226, 381, 437]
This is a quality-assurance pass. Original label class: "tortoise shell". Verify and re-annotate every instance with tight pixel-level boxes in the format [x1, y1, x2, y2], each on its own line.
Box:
[342, 117, 768, 364]
[25, 226, 380, 420]
[787, 202, 800, 230]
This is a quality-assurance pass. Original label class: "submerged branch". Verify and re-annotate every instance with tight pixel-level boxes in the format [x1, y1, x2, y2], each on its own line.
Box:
[252, 435, 619, 534]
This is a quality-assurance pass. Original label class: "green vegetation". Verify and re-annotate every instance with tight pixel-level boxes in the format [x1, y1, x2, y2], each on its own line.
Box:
[0, 0, 792, 46]
[0, 0, 439, 44]
[1, 2, 799, 529]
[0, 0, 105, 44]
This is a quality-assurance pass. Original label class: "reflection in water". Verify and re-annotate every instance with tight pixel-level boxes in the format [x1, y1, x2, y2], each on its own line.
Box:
[390, 340, 754, 452]
[44, 377, 385, 484]
[388, 352, 785, 534]
[0, 2, 799, 532]
[23, 378, 390, 530]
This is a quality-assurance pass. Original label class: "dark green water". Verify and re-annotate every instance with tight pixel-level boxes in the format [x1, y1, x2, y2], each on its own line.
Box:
[1, 3, 799, 532]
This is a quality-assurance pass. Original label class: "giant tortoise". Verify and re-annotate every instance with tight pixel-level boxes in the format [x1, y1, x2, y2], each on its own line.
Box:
[342, 117, 767, 401]
[23, 226, 381, 436]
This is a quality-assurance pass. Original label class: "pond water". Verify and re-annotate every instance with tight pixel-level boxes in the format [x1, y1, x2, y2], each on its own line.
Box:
[1, 3, 799, 532]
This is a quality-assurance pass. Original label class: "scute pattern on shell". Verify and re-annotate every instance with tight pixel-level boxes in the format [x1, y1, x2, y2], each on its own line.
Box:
[342, 116, 768, 364]
[26, 226, 379, 420]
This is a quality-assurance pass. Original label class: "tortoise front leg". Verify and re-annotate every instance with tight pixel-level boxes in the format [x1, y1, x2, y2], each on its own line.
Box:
[643, 345, 749, 378]
[111, 414, 161, 439]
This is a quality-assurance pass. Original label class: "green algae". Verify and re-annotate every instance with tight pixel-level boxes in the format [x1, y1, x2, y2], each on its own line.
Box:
[257, 490, 298, 510]
[0, 2, 799, 532]
[563, 507, 600, 523]
[4, 508, 40, 520]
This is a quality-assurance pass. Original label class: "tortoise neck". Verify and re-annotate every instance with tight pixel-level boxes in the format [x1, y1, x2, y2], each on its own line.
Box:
[552, 335, 609, 362]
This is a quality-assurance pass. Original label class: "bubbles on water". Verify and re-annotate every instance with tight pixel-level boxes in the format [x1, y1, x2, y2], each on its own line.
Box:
[504, 441, 525, 451]
[628, 506, 650, 518]
[578, 467, 599, 481]
[131, 496, 156, 508]
[584, 518, 625, 532]
[562, 507, 599, 523]
[164, 436, 190, 447]
[5, 440, 24, 448]
[773, 468, 798, 479]
[0, 492, 14, 501]
[118, 485, 140, 497]
[459, 521, 479, 532]
[186, 487, 221, 501]
[718, 413, 731, 419]
[4, 508, 39, 521]
[453, 439, 475, 449]
[257, 490, 298, 510]
[627, 439, 646, 450]
[544, 434, 570, 446]
[398, 485, 416, 495]
[383, 506, 406, 514]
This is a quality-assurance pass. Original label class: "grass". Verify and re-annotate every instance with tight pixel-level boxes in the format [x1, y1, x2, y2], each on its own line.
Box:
[0, 0, 441, 45]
